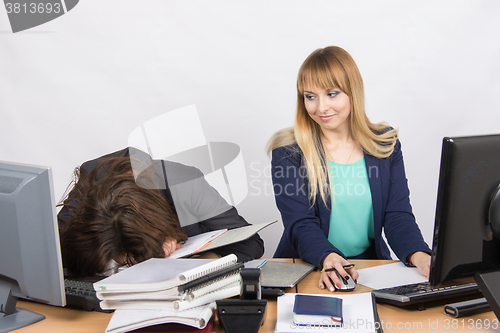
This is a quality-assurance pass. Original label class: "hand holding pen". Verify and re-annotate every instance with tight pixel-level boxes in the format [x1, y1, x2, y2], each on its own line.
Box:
[320, 263, 355, 273]
[318, 253, 358, 292]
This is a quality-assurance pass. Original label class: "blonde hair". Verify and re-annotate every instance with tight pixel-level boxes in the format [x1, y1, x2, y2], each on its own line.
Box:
[267, 46, 398, 205]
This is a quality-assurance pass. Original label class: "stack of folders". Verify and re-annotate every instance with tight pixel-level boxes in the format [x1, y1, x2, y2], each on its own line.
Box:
[95, 254, 242, 332]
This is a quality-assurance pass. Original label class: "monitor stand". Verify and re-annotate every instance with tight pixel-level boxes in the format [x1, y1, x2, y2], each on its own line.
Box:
[475, 270, 500, 320]
[0, 280, 45, 332]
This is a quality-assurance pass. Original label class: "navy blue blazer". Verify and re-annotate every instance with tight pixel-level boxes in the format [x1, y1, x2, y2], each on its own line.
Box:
[271, 139, 431, 269]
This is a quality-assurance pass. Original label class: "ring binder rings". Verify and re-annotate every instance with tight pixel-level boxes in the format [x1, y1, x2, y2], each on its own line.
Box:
[97, 267, 243, 302]
[179, 263, 244, 294]
[185, 270, 242, 301]
[99, 280, 241, 311]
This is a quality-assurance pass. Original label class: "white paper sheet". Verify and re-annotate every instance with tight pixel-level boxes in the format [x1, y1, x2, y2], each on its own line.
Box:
[356, 262, 428, 290]
[275, 293, 376, 333]
[169, 229, 227, 259]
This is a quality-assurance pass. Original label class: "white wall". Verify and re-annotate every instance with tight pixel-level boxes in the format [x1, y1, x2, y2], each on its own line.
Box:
[2, 0, 500, 258]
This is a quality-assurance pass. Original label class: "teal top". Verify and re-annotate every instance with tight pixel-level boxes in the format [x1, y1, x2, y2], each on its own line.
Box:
[327, 157, 375, 257]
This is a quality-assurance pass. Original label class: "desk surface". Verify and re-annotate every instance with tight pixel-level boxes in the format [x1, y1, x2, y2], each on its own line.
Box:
[16, 259, 499, 333]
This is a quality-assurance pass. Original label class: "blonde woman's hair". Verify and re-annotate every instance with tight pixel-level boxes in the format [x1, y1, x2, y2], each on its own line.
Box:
[267, 46, 398, 206]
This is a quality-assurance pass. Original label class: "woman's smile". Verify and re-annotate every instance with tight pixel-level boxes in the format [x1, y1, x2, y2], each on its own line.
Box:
[319, 114, 336, 122]
[304, 86, 351, 133]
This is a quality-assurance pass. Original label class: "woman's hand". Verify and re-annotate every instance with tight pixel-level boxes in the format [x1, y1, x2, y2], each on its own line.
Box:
[163, 239, 181, 257]
[409, 251, 431, 278]
[319, 252, 358, 292]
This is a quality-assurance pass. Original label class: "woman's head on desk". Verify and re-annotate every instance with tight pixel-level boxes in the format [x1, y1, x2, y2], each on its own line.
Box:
[59, 157, 188, 277]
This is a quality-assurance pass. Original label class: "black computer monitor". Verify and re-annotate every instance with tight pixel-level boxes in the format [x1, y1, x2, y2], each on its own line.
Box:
[429, 134, 500, 287]
[0, 161, 66, 332]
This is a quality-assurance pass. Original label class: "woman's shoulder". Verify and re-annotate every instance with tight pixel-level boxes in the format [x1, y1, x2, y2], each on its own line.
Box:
[370, 124, 396, 137]
[271, 144, 306, 170]
[364, 137, 402, 161]
[364, 124, 401, 157]
[272, 143, 303, 158]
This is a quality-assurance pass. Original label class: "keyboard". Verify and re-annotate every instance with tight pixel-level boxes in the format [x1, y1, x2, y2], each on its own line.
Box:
[65, 278, 112, 313]
[372, 281, 481, 307]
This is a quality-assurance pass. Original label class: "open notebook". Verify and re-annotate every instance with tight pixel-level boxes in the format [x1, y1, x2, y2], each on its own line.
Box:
[169, 220, 276, 259]
[170, 221, 276, 259]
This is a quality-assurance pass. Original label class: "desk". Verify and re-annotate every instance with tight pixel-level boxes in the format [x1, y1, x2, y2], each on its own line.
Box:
[16, 260, 499, 333]
[296, 260, 500, 333]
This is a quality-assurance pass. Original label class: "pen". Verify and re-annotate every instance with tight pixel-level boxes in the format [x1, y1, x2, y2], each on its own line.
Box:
[321, 264, 355, 273]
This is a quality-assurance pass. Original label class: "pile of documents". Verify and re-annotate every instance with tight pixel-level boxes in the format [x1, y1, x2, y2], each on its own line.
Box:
[95, 254, 242, 332]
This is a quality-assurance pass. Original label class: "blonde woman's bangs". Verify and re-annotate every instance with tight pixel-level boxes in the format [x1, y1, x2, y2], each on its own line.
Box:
[297, 53, 350, 95]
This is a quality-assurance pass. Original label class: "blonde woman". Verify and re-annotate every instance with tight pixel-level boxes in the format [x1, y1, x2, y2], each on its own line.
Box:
[267, 46, 431, 292]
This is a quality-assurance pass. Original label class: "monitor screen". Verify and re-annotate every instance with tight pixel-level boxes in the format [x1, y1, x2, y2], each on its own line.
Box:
[0, 161, 66, 332]
[429, 134, 500, 286]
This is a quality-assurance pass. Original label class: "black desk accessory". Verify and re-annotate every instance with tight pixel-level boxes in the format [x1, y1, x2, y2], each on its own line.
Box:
[261, 287, 285, 298]
[216, 268, 267, 333]
[475, 270, 500, 319]
[444, 298, 490, 318]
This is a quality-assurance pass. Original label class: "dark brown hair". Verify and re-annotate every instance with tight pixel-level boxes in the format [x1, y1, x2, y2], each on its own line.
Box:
[59, 157, 187, 277]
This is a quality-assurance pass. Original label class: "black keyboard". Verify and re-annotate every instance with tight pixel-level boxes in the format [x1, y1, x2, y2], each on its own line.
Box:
[372, 281, 480, 307]
[65, 278, 112, 313]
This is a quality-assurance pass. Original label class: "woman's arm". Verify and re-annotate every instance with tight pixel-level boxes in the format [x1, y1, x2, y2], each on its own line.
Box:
[272, 147, 342, 268]
[172, 162, 264, 261]
[196, 207, 265, 262]
[382, 140, 431, 266]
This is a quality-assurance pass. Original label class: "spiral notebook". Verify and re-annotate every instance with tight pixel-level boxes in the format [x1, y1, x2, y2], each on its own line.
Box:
[100, 279, 241, 311]
[96, 263, 244, 301]
[94, 254, 238, 293]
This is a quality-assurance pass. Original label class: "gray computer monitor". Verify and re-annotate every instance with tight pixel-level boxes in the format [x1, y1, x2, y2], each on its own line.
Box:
[0, 160, 66, 332]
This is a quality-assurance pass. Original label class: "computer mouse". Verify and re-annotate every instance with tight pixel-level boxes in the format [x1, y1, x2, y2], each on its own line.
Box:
[333, 270, 356, 291]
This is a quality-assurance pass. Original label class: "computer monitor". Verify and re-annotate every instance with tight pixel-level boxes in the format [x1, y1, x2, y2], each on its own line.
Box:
[429, 134, 500, 287]
[0, 161, 66, 332]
